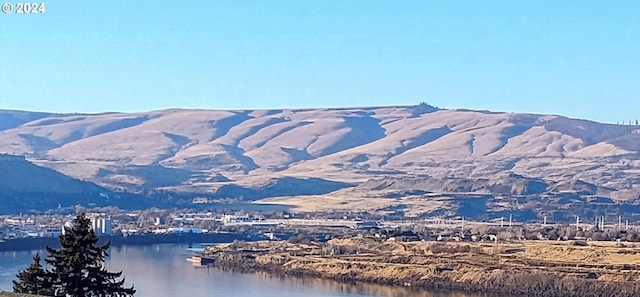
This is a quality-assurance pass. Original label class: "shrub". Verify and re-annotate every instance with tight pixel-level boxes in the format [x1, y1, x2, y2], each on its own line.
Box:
[429, 243, 471, 254]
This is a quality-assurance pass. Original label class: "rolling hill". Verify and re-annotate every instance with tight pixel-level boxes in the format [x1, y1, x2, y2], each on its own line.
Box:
[0, 154, 147, 213]
[1, 104, 639, 219]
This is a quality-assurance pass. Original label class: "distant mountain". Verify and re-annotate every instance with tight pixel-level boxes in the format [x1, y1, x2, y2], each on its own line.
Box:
[0, 154, 144, 213]
[1, 105, 639, 218]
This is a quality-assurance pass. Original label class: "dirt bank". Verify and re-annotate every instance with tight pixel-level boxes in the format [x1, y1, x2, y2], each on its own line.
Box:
[204, 238, 640, 297]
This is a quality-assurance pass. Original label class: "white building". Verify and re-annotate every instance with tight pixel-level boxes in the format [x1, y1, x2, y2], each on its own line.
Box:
[222, 215, 252, 225]
[91, 217, 112, 235]
[62, 216, 112, 236]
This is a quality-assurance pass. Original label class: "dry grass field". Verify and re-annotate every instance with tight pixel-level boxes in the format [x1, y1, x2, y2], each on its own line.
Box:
[205, 238, 640, 296]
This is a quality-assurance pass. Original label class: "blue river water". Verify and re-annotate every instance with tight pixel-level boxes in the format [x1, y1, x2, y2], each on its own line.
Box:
[0, 243, 509, 297]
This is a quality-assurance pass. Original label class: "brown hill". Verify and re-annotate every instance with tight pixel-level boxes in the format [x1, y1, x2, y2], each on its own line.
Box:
[1, 105, 639, 218]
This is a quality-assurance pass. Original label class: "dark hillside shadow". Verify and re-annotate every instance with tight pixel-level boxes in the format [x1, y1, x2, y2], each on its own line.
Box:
[316, 116, 387, 157]
[380, 125, 452, 166]
[0, 110, 52, 131]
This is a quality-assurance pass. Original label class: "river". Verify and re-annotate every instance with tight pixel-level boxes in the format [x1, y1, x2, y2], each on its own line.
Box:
[0, 244, 509, 297]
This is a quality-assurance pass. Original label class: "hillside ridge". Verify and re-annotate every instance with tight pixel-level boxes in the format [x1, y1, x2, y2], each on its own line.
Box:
[1, 105, 639, 218]
[0, 154, 148, 213]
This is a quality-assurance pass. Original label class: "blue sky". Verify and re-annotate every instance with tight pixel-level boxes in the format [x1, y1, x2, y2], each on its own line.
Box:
[0, 1, 638, 123]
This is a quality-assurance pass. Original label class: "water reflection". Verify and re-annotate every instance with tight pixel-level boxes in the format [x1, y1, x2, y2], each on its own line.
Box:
[252, 272, 501, 297]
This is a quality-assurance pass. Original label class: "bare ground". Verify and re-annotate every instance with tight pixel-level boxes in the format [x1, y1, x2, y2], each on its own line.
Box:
[205, 238, 640, 297]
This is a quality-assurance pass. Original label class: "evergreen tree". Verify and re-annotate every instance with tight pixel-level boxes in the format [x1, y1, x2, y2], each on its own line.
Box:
[44, 213, 135, 297]
[12, 253, 54, 296]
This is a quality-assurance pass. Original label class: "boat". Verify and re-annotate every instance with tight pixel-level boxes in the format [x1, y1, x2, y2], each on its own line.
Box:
[186, 255, 214, 265]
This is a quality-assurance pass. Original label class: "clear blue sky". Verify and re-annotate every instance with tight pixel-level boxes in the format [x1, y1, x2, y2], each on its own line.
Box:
[1, 1, 638, 123]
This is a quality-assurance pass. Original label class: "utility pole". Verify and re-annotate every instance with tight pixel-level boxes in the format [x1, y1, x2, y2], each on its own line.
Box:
[619, 216, 622, 229]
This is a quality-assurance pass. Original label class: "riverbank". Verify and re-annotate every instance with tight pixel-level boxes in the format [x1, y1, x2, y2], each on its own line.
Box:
[0, 232, 247, 251]
[203, 238, 640, 297]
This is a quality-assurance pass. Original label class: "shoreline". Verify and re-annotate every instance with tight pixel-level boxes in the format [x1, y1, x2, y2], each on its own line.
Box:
[203, 238, 640, 297]
[0, 232, 247, 252]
